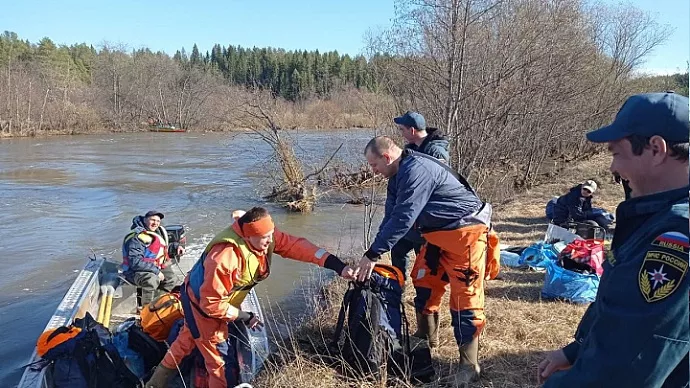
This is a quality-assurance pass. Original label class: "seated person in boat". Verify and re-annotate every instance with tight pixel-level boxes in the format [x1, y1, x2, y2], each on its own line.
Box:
[546, 180, 613, 231]
[147, 207, 356, 388]
[122, 210, 185, 307]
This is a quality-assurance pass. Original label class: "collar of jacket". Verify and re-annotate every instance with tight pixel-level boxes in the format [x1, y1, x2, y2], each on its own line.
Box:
[404, 129, 446, 153]
[401, 148, 415, 159]
[616, 185, 689, 221]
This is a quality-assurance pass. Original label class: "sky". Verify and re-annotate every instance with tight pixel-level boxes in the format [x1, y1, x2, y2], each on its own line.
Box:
[1, 0, 687, 74]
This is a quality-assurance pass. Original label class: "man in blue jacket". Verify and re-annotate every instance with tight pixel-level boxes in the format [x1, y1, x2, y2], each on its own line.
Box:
[356, 136, 499, 385]
[122, 210, 184, 307]
[538, 92, 689, 387]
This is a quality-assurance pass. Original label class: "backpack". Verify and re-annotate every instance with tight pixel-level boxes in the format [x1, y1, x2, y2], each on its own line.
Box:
[140, 291, 184, 341]
[330, 264, 434, 383]
[558, 239, 605, 275]
[121, 319, 167, 374]
[40, 312, 144, 388]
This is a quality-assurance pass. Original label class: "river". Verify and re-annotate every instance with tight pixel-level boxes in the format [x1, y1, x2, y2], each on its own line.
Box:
[0, 130, 381, 386]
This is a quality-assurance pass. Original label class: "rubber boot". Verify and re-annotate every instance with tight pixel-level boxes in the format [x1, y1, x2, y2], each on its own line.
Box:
[427, 312, 440, 348]
[146, 364, 176, 388]
[412, 311, 428, 339]
[453, 337, 481, 387]
[413, 312, 440, 348]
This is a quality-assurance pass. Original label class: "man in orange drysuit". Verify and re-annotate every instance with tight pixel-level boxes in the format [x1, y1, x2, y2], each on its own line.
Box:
[147, 207, 356, 388]
[355, 136, 500, 386]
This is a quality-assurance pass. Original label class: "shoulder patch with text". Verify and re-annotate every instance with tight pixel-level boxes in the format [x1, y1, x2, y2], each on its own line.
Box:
[639, 232, 689, 303]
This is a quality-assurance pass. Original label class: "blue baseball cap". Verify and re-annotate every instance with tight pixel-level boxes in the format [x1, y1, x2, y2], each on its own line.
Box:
[586, 92, 689, 143]
[394, 111, 426, 130]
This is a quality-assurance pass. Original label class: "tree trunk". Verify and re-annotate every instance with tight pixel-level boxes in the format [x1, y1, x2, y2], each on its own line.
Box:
[27, 80, 32, 134]
[39, 88, 50, 133]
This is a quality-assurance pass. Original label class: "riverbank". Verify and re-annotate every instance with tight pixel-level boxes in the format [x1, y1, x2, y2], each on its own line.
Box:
[254, 153, 623, 388]
[0, 125, 374, 139]
[0, 88, 396, 139]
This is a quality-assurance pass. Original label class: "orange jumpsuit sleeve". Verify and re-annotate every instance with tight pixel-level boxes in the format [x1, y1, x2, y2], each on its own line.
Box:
[272, 228, 330, 266]
[197, 243, 243, 320]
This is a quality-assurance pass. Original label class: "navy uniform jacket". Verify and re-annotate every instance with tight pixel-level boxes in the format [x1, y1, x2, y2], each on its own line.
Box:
[545, 186, 690, 388]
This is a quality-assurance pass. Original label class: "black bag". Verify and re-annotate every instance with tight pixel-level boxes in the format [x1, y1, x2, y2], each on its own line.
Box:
[126, 321, 167, 373]
[330, 264, 435, 383]
[41, 312, 144, 388]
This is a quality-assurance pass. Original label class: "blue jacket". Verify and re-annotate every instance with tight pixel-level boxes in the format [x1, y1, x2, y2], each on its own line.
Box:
[365, 150, 482, 259]
[545, 186, 690, 388]
[122, 216, 166, 277]
[405, 128, 450, 164]
[389, 128, 451, 245]
[552, 184, 592, 224]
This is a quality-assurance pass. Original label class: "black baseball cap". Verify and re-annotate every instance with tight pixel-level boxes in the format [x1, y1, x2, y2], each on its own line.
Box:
[144, 210, 164, 219]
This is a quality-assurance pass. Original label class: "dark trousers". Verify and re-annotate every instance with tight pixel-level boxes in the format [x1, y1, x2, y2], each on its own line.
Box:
[133, 265, 178, 306]
[390, 238, 423, 279]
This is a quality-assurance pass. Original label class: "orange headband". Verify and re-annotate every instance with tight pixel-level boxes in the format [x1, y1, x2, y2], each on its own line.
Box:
[241, 215, 275, 237]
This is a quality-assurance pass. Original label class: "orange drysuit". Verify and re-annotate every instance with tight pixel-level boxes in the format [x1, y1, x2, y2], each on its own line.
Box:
[364, 149, 501, 348]
[411, 224, 499, 343]
[161, 221, 345, 388]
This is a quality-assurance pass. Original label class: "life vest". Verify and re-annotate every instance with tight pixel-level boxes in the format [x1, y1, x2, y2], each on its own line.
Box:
[187, 226, 274, 309]
[122, 228, 169, 271]
[37, 326, 82, 357]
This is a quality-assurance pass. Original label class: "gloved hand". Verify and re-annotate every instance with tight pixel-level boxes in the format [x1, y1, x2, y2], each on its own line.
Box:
[322, 254, 357, 280]
[236, 311, 264, 331]
[323, 254, 346, 275]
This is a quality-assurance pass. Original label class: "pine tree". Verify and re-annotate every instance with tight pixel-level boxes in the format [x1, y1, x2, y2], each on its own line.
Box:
[190, 43, 201, 66]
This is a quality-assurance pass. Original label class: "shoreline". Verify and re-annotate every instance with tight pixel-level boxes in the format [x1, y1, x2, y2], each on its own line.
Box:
[0, 125, 374, 139]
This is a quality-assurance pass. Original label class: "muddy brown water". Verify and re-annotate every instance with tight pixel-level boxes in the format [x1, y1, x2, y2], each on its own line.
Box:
[0, 130, 383, 386]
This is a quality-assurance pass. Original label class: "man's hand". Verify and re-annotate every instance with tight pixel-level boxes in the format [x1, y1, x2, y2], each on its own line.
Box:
[340, 265, 357, 280]
[355, 256, 376, 282]
[537, 349, 570, 384]
[158, 272, 165, 282]
[177, 245, 185, 256]
[246, 315, 264, 331]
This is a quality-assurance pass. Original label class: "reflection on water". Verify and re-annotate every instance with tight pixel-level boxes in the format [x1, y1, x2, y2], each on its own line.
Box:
[0, 130, 378, 386]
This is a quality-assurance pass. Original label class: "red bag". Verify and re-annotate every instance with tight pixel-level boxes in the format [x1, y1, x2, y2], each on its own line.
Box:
[559, 239, 605, 276]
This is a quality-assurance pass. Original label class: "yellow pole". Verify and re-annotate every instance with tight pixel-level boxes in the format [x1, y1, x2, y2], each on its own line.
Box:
[101, 286, 115, 327]
[97, 287, 107, 323]
[102, 293, 113, 327]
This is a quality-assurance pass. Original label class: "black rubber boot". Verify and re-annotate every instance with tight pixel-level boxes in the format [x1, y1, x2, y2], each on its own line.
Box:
[453, 337, 481, 387]
[145, 364, 176, 388]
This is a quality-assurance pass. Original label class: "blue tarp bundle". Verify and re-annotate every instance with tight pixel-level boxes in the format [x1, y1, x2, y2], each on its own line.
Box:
[519, 242, 559, 269]
[541, 260, 600, 304]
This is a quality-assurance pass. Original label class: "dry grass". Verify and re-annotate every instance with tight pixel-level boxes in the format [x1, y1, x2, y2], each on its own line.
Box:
[255, 153, 626, 387]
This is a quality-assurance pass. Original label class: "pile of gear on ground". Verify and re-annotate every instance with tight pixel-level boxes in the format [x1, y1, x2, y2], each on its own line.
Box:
[500, 222, 609, 304]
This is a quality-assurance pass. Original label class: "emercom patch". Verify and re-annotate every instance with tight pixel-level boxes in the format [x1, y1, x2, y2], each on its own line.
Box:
[639, 232, 689, 303]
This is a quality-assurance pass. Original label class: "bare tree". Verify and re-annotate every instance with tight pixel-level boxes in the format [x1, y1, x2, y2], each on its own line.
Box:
[368, 0, 669, 200]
